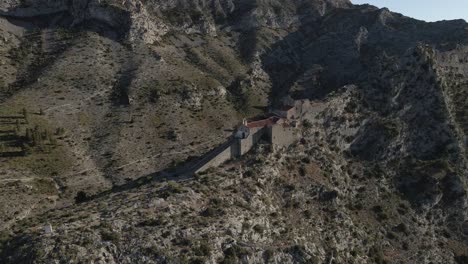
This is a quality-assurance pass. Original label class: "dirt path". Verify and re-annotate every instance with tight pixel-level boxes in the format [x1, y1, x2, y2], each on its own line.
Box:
[0, 177, 37, 183]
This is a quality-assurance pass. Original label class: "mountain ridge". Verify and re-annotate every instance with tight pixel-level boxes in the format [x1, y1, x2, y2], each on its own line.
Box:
[0, 0, 466, 263]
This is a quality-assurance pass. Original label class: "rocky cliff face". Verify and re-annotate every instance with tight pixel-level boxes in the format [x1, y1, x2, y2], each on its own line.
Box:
[0, 0, 467, 263]
[1, 0, 351, 43]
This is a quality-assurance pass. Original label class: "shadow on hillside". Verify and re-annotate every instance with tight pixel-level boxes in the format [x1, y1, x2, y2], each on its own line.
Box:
[260, 5, 468, 105]
[81, 160, 196, 203]
[0, 116, 23, 119]
[0, 4, 131, 40]
[80, 170, 181, 203]
[0, 5, 132, 102]
[81, 137, 236, 203]
[0, 121, 21, 126]
[0, 151, 24, 158]
[252, 105, 269, 112]
[0, 134, 20, 141]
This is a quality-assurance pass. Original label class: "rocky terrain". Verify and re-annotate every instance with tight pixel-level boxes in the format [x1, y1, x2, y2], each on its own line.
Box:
[0, 0, 467, 263]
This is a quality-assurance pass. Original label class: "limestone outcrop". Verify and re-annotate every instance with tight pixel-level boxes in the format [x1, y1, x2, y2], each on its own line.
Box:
[0, 0, 466, 263]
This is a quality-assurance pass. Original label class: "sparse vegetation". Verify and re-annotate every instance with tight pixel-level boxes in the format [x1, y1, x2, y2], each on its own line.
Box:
[0, 2, 466, 264]
[302, 119, 312, 129]
[253, 224, 265, 234]
[100, 230, 120, 243]
[167, 180, 184, 193]
[221, 245, 251, 264]
[193, 240, 212, 256]
[75, 191, 89, 204]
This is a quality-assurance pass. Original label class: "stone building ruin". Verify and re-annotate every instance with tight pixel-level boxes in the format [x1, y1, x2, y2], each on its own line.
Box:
[194, 100, 312, 173]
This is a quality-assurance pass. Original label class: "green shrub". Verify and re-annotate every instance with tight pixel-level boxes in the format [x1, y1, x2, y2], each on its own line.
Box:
[33, 178, 57, 195]
[101, 230, 120, 243]
[55, 127, 65, 136]
[386, 231, 398, 240]
[302, 120, 312, 129]
[173, 237, 192, 246]
[193, 240, 212, 256]
[264, 248, 274, 263]
[188, 257, 205, 264]
[75, 191, 88, 203]
[221, 245, 251, 264]
[143, 245, 168, 257]
[0, 230, 11, 255]
[299, 166, 306, 176]
[149, 88, 160, 103]
[244, 170, 254, 177]
[137, 217, 166, 227]
[369, 246, 389, 264]
[253, 224, 265, 234]
[0, 79, 5, 92]
[200, 206, 224, 217]
[394, 223, 408, 234]
[167, 181, 184, 193]
[372, 205, 389, 221]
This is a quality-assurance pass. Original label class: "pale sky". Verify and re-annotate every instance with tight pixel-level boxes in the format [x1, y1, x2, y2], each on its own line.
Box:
[351, 0, 468, 22]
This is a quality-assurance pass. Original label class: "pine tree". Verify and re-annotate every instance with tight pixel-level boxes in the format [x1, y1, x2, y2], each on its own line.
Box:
[15, 119, 21, 133]
[25, 128, 32, 143]
[21, 144, 32, 156]
[22, 108, 28, 123]
[32, 127, 41, 146]
[55, 127, 65, 136]
[42, 129, 48, 141]
[75, 191, 88, 203]
[49, 134, 57, 146]
[13, 127, 20, 139]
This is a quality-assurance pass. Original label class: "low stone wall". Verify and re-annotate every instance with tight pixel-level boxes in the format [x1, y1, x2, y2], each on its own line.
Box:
[195, 127, 268, 173]
[236, 127, 265, 157]
[193, 123, 297, 174]
[195, 143, 233, 173]
[269, 125, 296, 147]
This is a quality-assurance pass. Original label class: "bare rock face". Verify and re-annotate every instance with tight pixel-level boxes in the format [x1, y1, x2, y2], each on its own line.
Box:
[180, 84, 204, 110]
[0, 0, 352, 43]
[0, 0, 18, 12]
[0, 0, 467, 263]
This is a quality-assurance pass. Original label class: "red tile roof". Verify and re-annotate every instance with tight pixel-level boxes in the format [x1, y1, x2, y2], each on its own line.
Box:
[246, 117, 280, 128]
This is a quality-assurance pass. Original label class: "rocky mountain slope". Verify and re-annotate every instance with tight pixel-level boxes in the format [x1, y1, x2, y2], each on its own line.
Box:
[0, 0, 467, 263]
